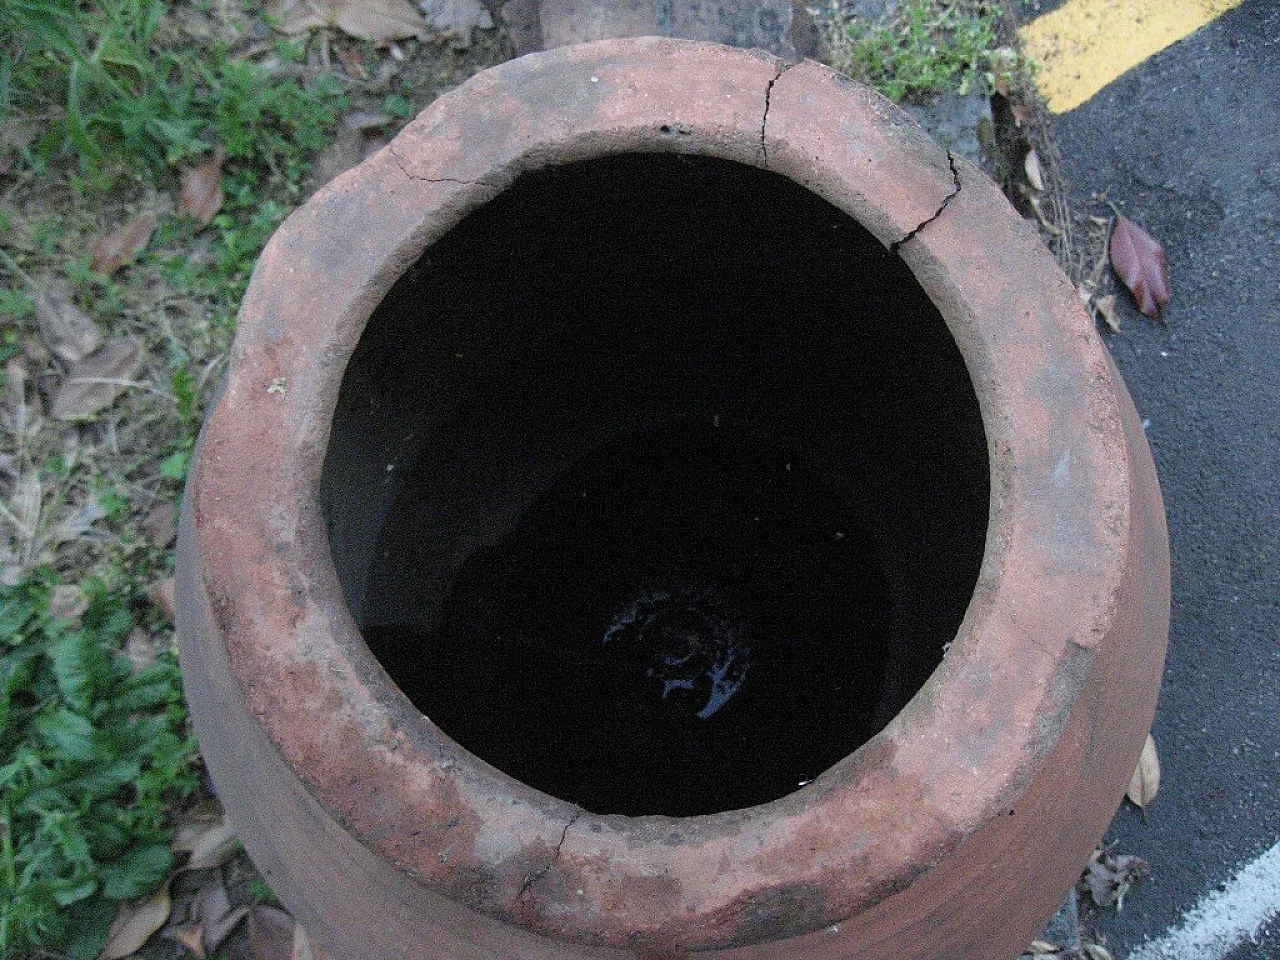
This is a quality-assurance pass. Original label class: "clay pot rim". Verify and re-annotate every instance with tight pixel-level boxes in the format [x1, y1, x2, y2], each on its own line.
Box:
[187, 38, 1131, 949]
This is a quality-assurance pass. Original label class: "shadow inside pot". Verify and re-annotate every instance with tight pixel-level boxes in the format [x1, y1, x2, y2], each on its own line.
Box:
[319, 153, 989, 817]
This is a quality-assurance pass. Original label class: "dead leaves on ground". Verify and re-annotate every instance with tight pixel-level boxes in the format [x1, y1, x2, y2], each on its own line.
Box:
[180, 146, 227, 226]
[267, 0, 428, 44]
[1081, 847, 1149, 912]
[35, 282, 104, 365]
[1110, 215, 1172, 321]
[1077, 207, 1173, 330]
[49, 339, 145, 421]
[100, 882, 174, 960]
[91, 212, 159, 275]
[1127, 733, 1161, 812]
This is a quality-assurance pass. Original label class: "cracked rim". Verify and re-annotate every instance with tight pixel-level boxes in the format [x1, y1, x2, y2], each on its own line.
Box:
[177, 37, 1169, 959]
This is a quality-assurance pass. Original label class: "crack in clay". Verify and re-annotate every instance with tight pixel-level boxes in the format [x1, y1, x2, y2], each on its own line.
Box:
[890, 151, 961, 253]
[515, 810, 582, 910]
[387, 142, 500, 189]
[759, 61, 793, 168]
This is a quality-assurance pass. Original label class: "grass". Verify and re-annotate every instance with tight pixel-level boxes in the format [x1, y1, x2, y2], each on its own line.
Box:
[0, 1, 509, 955]
[0, 574, 197, 958]
[822, 0, 1030, 103]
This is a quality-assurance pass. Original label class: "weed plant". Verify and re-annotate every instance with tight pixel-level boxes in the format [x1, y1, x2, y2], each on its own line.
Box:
[823, 0, 1028, 103]
[0, 574, 197, 958]
[1, 3, 351, 956]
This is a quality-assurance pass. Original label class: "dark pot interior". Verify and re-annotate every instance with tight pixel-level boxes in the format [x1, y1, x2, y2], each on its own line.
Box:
[319, 154, 989, 817]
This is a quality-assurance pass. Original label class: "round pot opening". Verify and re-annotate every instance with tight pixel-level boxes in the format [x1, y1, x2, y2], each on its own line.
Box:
[319, 152, 989, 818]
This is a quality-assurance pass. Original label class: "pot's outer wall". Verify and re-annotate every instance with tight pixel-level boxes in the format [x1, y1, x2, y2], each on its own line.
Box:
[176, 38, 1170, 960]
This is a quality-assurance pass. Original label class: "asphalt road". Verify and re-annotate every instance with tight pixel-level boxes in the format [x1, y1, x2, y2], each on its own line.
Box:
[1036, 1, 1280, 956]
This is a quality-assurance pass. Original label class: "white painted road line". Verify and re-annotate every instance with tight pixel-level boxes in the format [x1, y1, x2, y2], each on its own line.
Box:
[1126, 839, 1280, 960]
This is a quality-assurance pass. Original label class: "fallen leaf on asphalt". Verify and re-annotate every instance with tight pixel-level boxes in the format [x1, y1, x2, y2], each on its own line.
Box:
[1027, 941, 1059, 955]
[35, 282, 104, 364]
[268, 0, 427, 43]
[1110, 215, 1171, 321]
[1081, 848, 1149, 912]
[98, 882, 173, 959]
[1094, 293, 1120, 333]
[419, 0, 492, 48]
[249, 906, 296, 960]
[1127, 733, 1160, 811]
[149, 576, 177, 623]
[49, 339, 144, 421]
[142, 500, 179, 548]
[181, 146, 227, 226]
[1023, 147, 1044, 192]
[1084, 944, 1114, 960]
[91, 211, 159, 275]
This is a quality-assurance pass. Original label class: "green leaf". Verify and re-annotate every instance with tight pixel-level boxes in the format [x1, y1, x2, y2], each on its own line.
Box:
[159, 448, 191, 481]
[33, 708, 98, 763]
[99, 843, 172, 900]
[63, 894, 119, 960]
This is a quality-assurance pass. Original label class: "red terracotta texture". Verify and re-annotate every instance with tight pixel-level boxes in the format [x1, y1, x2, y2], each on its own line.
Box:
[176, 38, 1170, 960]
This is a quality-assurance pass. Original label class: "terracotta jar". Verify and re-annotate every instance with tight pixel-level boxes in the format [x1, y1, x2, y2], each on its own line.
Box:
[176, 38, 1169, 960]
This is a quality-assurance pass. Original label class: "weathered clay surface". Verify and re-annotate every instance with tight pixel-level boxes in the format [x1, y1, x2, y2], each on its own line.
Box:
[176, 38, 1169, 960]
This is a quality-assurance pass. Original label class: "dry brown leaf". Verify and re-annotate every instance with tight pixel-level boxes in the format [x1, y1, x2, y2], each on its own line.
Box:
[1095, 294, 1120, 333]
[1023, 147, 1045, 192]
[35, 283, 104, 365]
[163, 922, 207, 958]
[266, 0, 328, 34]
[1127, 733, 1160, 811]
[184, 817, 239, 870]
[173, 800, 226, 852]
[149, 576, 177, 623]
[1110, 215, 1171, 321]
[249, 906, 297, 960]
[181, 146, 227, 227]
[91, 211, 159, 275]
[142, 500, 179, 548]
[190, 877, 250, 954]
[1082, 849, 1148, 912]
[270, 0, 427, 43]
[98, 883, 173, 959]
[419, 0, 492, 48]
[49, 339, 144, 421]
[333, 44, 369, 79]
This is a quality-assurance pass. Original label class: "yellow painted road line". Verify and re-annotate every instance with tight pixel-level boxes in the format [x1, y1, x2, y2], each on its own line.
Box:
[1020, 0, 1247, 113]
